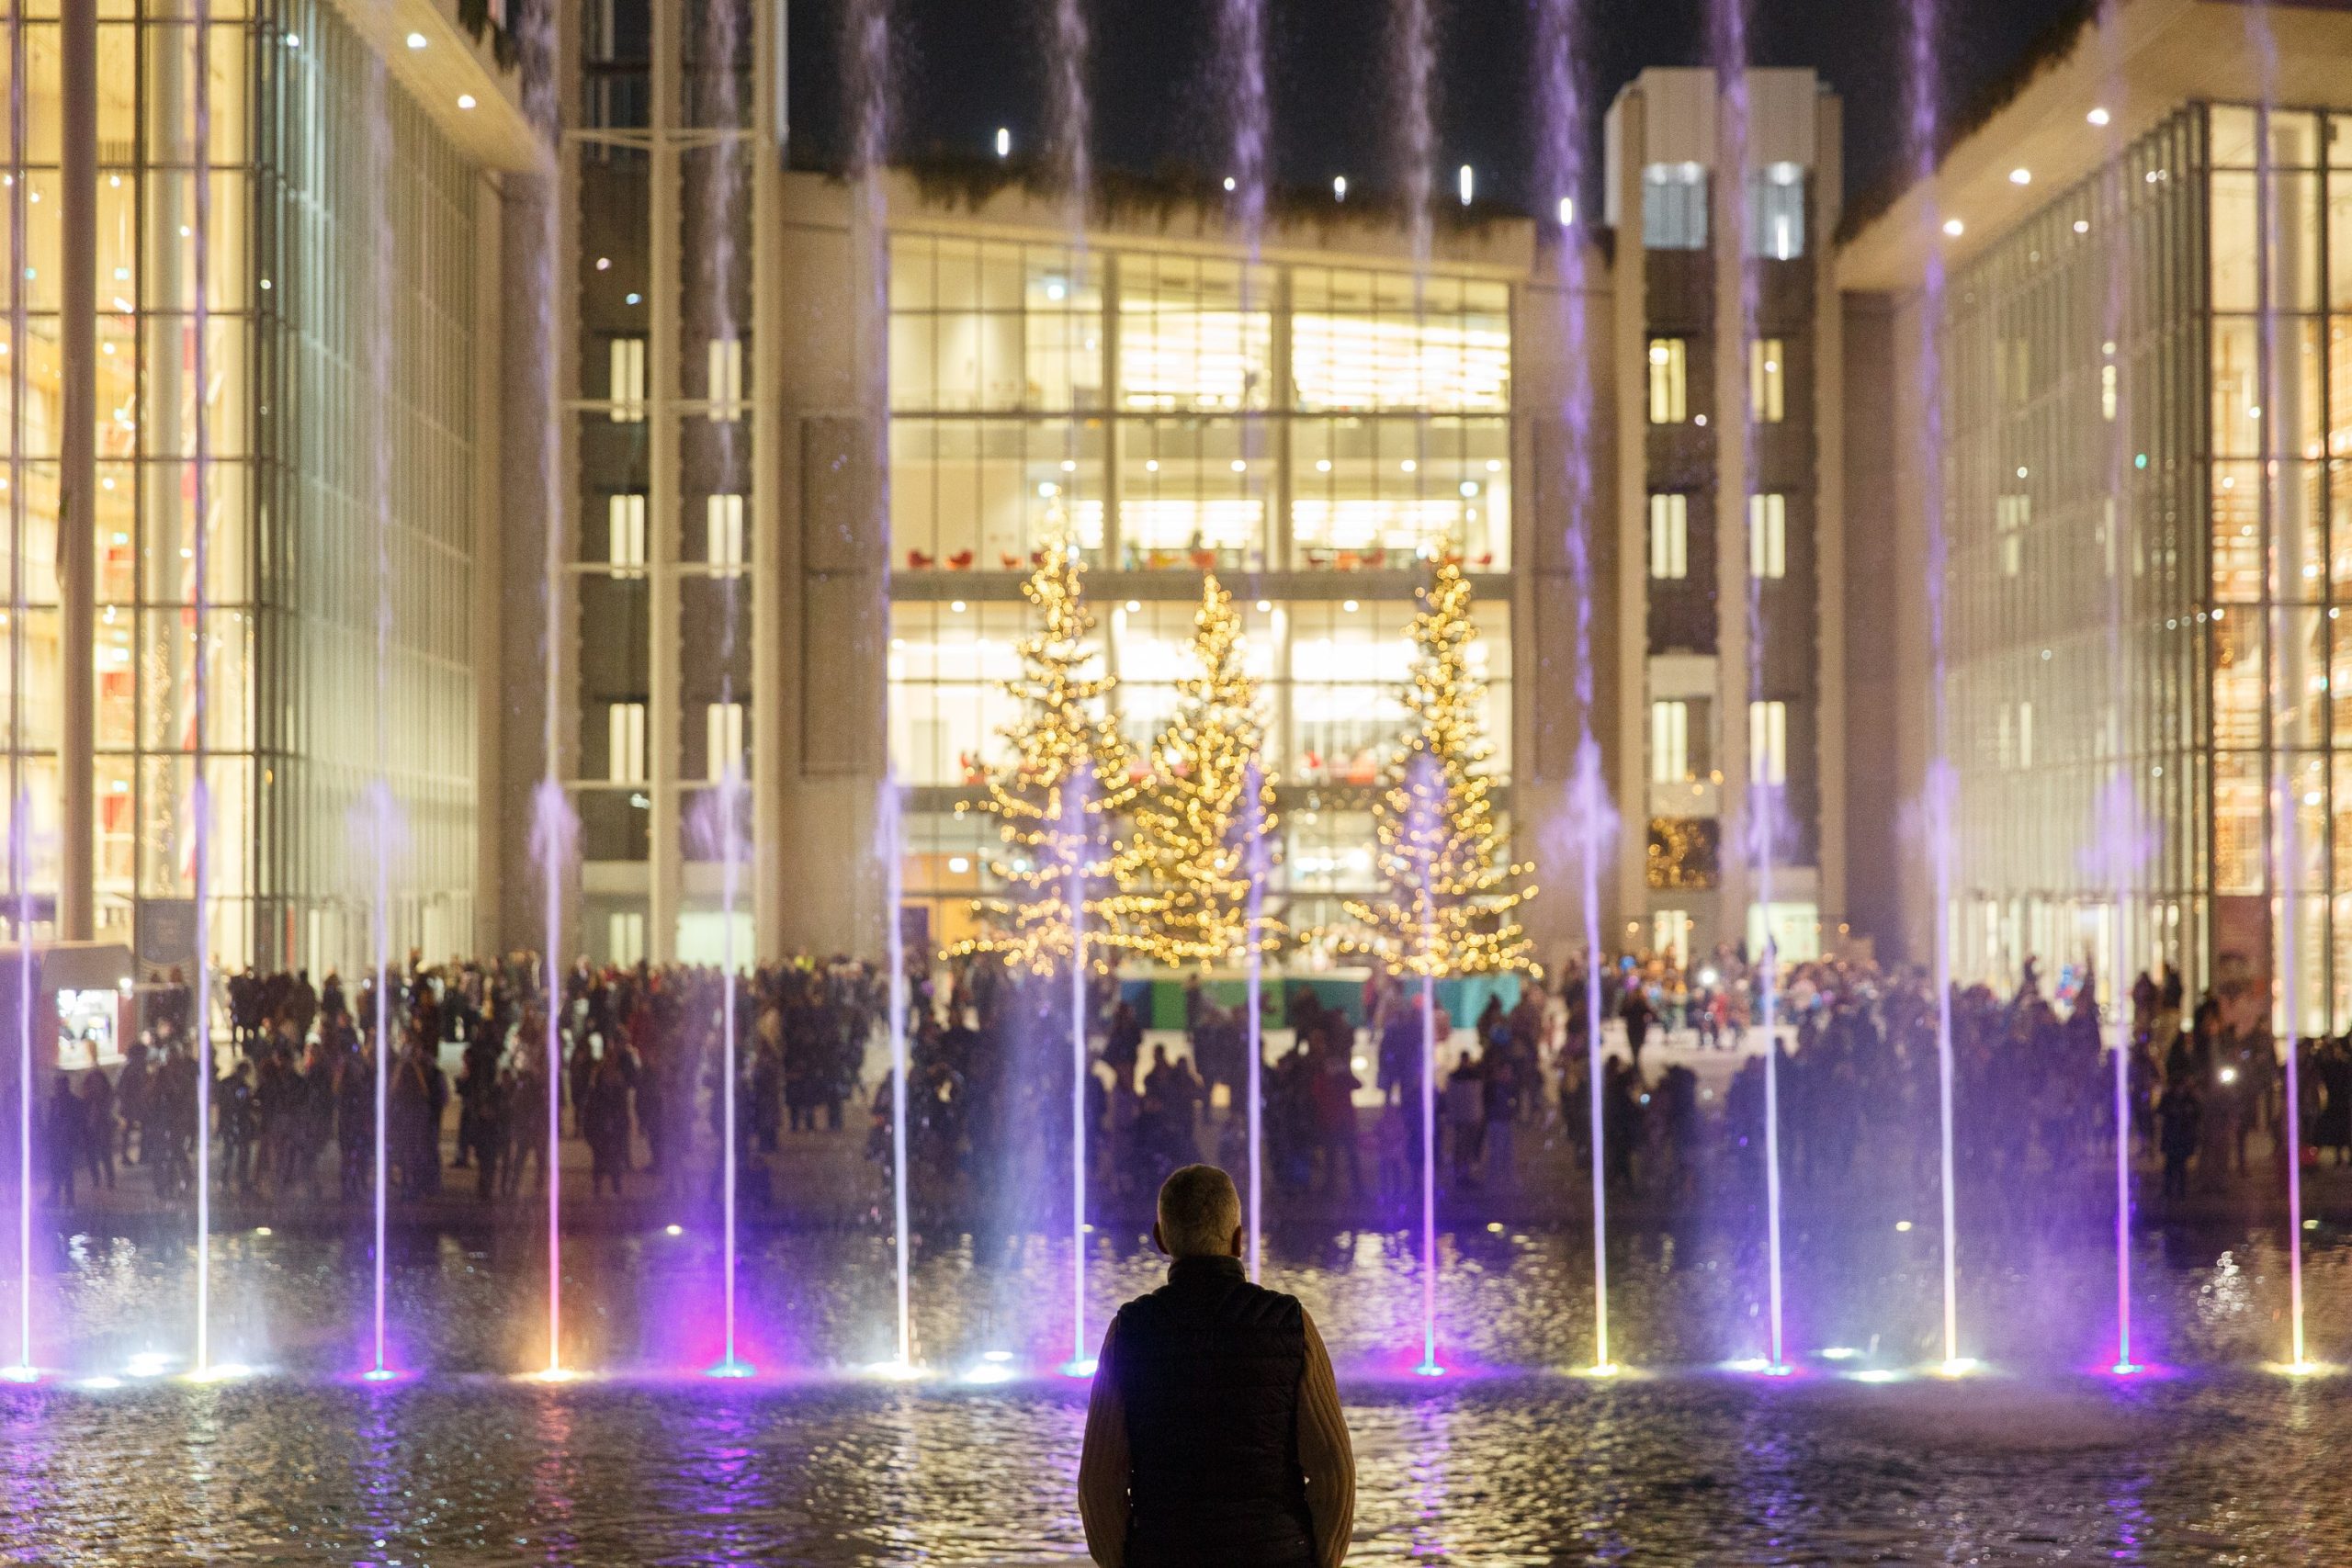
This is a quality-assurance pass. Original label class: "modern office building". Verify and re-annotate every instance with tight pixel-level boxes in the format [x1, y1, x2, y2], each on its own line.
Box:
[4, 0, 532, 975]
[549, 14, 1864, 973]
[1602, 67, 1849, 966]
[1839, 0, 2352, 1026]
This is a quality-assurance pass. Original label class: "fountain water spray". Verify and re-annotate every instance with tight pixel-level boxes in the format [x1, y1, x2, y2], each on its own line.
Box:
[1217, 0, 1270, 1282]
[848, 0, 910, 1377]
[1903, 0, 1966, 1378]
[361, 52, 400, 1385]
[1401, 753, 1444, 1378]
[515, 0, 573, 1382]
[1534, 0, 1615, 1374]
[2083, 0, 2144, 1379]
[1241, 763, 1269, 1280]
[1061, 769, 1096, 1378]
[6, 0, 31, 1385]
[878, 771, 913, 1370]
[188, 10, 217, 1382]
[700, 0, 752, 1382]
[1709, 0, 1786, 1375]
[2241, 6, 2312, 1373]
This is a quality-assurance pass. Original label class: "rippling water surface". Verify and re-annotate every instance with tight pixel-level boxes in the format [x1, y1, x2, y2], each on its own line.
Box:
[5, 1221, 2349, 1563]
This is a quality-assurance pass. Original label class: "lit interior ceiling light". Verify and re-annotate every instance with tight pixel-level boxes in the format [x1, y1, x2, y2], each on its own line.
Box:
[2087, 106, 2111, 127]
[1559, 197, 1576, 226]
[2074, 219, 2089, 233]
[457, 94, 477, 110]
[406, 30, 427, 49]
[2009, 167, 2031, 186]
[995, 128, 1011, 158]
[1942, 217, 1965, 237]
[1333, 175, 1348, 201]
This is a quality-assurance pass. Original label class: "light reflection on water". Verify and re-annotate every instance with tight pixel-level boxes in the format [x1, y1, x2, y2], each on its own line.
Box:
[0, 1226, 2346, 1562]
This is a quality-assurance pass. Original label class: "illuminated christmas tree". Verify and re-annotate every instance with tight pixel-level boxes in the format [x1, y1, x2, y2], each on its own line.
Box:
[1341, 556, 1538, 977]
[955, 524, 1141, 975]
[1123, 574, 1281, 966]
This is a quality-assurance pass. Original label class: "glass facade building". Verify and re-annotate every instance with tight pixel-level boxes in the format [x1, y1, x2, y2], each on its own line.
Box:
[4, 0, 495, 973]
[1940, 102, 2352, 1029]
[882, 232, 1516, 952]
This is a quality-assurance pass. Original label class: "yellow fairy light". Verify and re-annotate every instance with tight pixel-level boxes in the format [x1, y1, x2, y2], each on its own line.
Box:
[1118, 573, 1283, 967]
[1338, 556, 1538, 979]
[950, 515, 1140, 976]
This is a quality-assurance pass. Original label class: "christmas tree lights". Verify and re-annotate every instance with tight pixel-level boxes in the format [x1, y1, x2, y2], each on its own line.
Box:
[953, 524, 1142, 974]
[1340, 556, 1538, 977]
[1121, 574, 1281, 966]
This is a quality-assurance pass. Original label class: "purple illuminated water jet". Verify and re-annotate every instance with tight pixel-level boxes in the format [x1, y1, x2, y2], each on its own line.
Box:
[877, 771, 912, 1370]
[1904, 0, 1964, 1375]
[698, 0, 752, 1382]
[849, 0, 905, 1376]
[1710, 0, 1787, 1375]
[515, 0, 570, 1382]
[6, 0, 28, 1384]
[189, 11, 217, 1380]
[2241, 4, 2309, 1371]
[362, 48, 400, 1384]
[1217, 0, 1269, 1278]
[1061, 771, 1093, 1379]
[1241, 763, 1269, 1280]
[1534, 0, 1613, 1374]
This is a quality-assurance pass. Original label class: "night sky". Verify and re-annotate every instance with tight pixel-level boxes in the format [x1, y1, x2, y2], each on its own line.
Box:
[786, 0, 2093, 217]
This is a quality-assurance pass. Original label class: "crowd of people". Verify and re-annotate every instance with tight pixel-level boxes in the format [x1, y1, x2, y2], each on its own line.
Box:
[0, 953, 885, 1211]
[3, 934, 2346, 1224]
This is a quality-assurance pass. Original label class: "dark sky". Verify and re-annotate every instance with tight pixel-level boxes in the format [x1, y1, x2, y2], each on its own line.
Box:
[787, 0, 2092, 216]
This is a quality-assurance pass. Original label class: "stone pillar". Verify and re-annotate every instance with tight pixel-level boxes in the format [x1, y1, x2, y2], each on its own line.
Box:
[58, 1, 96, 942]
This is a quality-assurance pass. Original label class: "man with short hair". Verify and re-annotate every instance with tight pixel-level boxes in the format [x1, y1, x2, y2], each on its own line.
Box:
[1079, 1164, 1353, 1568]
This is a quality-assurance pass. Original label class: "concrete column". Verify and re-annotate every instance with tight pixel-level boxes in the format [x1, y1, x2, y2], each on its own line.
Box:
[752, 0, 786, 961]
[58, 1, 96, 941]
[1810, 96, 1849, 947]
[1714, 130, 1752, 956]
[472, 173, 505, 957]
[1611, 92, 1650, 956]
[647, 0, 682, 961]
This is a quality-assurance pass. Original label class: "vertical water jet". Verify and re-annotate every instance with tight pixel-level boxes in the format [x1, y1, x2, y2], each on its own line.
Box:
[1534, 0, 1614, 1373]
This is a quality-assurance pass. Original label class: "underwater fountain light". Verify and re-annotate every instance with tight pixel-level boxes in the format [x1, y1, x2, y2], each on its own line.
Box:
[127, 1351, 175, 1379]
[360, 1368, 401, 1383]
[705, 1359, 755, 1380]
[77, 1376, 121, 1391]
[0, 1364, 36, 1383]
[1818, 1347, 1860, 1361]
[1058, 1357, 1100, 1379]
[1851, 1369, 1904, 1384]
[1935, 1357, 1981, 1379]
[184, 1362, 252, 1384]
[961, 1361, 1015, 1385]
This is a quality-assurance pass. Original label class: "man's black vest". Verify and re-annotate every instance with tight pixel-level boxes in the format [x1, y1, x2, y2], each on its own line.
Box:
[1112, 1255, 1314, 1568]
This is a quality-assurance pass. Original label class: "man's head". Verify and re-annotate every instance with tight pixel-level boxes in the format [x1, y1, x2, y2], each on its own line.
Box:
[1152, 1164, 1244, 1260]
